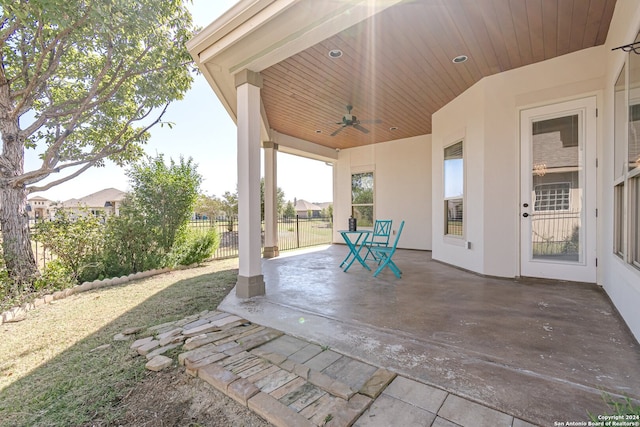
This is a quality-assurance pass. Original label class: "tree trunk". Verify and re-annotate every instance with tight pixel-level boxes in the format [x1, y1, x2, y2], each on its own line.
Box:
[0, 88, 38, 286]
[0, 186, 38, 286]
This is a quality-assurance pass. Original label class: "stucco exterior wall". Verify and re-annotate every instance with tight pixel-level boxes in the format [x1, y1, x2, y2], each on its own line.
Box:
[432, 47, 606, 278]
[334, 135, 432, 250]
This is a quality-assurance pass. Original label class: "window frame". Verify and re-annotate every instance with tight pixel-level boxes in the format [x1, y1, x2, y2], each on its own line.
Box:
[613, 34, 640, 272]
[351, 170, 375, 228]
[443, 140, 464, 238]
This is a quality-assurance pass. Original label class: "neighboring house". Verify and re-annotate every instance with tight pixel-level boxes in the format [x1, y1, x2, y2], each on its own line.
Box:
[187, 0, 640, 342]
[26, 196, 56, 221]
[294, 199, 322, 218]
[315, 202, 332, 214]
[57, 188, 126, 218]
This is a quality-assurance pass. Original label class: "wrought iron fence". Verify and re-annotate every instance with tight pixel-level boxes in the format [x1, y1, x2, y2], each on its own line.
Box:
[0, 221, 55, 269]
[531, 210, 581, 258]
[1, 215, 332, 270]
[188, 215, 333, 259]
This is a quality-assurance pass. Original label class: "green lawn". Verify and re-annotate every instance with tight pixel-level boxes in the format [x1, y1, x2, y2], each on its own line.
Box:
[0, 259, 248, 426]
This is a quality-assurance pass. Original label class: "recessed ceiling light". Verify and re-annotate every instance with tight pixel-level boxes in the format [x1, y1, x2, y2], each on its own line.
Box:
[452, 55, 468, 64]
[315, 129, 322, 133]
[328, 49, 343, 59]
[389, 126, 398, 131]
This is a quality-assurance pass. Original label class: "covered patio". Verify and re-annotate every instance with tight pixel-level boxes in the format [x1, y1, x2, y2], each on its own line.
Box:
[220, 245, 640, 425]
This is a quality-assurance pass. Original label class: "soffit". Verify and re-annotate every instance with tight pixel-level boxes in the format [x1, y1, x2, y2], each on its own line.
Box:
[258, 0, 617, 150]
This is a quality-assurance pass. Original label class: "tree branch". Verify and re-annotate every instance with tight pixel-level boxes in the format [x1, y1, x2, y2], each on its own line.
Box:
[0, 17, 20, 45]
[27, 161, 97, 194]
[11, 8, 92, 119]
[20, 103, 170, 191]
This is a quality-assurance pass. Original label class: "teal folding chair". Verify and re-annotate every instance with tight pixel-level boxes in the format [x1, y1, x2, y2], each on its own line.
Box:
[371, 220, 405, 278]
[364, 219, 392, 261]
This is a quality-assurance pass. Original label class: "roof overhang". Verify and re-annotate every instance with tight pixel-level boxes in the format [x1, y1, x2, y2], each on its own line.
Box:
[186, 0, 403, 149]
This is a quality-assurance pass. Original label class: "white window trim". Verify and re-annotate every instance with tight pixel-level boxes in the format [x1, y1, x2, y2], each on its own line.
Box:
[443, 139, 465, 240]
[350, 169, 375, 228]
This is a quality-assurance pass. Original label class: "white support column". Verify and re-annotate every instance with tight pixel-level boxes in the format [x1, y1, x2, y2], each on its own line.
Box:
[263, 141, 279, 258]
[235, 69, 265, 298]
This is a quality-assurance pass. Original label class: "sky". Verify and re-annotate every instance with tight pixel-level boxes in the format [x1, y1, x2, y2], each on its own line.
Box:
[25, 0, 333, 204]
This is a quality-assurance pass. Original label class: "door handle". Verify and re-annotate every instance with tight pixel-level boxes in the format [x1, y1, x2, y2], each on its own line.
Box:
[522, 213, 529, 218]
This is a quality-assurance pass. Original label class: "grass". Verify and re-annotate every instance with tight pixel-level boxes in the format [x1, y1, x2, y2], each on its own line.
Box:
[0, 258, 240, 427]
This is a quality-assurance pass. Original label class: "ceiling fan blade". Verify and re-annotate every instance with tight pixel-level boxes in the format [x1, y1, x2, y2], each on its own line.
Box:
[353, 124, 370, 134]
[330, 126, 346, 137]
[359, 119, 382, 124]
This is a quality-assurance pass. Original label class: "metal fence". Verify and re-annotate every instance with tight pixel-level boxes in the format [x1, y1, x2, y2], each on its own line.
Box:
[0, 222, 55, 269]
[189, 215, 334, 259]
[531, 210, 581, 258]
[6, 215, 332, 269]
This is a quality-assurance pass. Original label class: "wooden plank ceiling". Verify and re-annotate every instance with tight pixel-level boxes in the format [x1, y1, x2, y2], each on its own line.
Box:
[260, 0, 616, 150]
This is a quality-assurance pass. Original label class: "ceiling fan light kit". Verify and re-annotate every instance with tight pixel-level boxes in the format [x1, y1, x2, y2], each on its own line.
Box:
[330, 105, 381, 137]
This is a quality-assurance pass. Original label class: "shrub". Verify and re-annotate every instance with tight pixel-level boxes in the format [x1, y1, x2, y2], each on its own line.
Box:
[34, 259, 74, 291]
[100, 154, 203, 276]
[126, 154, 202, 252]
[0, 256, 19, 311]
[101, 208, 164, 277]
[32, 210, 104, 283]
[167, 228, 219, 267]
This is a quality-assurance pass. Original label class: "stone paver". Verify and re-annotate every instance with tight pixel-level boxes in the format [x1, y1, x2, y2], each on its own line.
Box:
[359, 368, 396, 399]
[145, 343, 180, 360]
[137, 339, 160, 356]
[227, 378, 260, 405]
[182, 322, 222, 337]
[431, 417, 462, 427]
[184, 351, 227, 370]
[130, 336, 153, 350]
[258, 335, 310, 357]
[237, 328, 285, 351]
[354, 393, 435, 427]
[303, 349, 342, 371]
[126, 309, 547, 427]
[145, 355, 173, 371]
[382, 376, 448, 413]
[198, 363, 239, 392]
[438, 394, 513, 427]
[322, 355, 378, 391]
[248, 392, 315, 427]
[326, 393, 372, 427]
[288, 343, 323, 364]
[269, 376, 307, 400]
[254, 369, 298, 393]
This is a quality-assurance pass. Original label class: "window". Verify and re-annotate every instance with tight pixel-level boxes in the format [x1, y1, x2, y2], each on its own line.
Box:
[633, 177, 640, 267]
[614, 183, 625, 258]
[444, 141, 464, 236]
[614, 30, 640, 271]
[351, 172, 374, 227]
[534, 183, 570, 211]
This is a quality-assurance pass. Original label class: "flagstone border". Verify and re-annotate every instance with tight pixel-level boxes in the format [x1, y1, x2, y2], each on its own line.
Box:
[0, 267, 171, 324]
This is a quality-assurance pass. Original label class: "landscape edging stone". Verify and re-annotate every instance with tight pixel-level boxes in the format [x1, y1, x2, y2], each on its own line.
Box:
[0, 267, 176, 324]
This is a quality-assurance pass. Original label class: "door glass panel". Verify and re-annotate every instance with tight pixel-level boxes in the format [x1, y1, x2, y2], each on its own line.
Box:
[530, 114, 582, 263]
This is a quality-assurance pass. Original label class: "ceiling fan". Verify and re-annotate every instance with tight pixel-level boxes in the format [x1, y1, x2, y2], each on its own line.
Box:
[330, 105, 381, 137]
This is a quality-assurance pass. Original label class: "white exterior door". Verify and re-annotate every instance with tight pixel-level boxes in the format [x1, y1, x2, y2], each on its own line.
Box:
[520, 97, 597, 283]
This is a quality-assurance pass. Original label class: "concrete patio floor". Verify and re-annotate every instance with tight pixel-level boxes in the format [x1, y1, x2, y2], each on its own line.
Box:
[219, 245, 640, 425]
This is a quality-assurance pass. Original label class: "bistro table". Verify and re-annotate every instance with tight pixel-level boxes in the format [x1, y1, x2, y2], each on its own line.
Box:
[338, 229, 372, 272]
